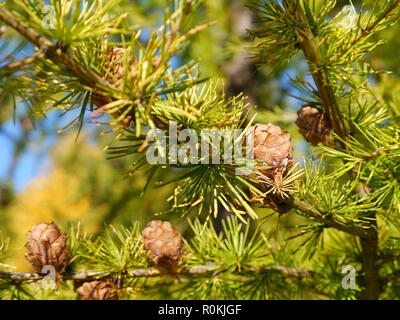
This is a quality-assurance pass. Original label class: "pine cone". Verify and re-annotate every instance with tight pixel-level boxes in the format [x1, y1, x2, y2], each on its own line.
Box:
[91, 46, 168, 129]
[25, 222, 69, 274]
[247, 123, 293, 190]
[90, 47, 138, 128]
[91, 47, 130, 109]
[142, 220, 183, 272]
[295, 105, 331, 145]
[76, 281, 118, 300]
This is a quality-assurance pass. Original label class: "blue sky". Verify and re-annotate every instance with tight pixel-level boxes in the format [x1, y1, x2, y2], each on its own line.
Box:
[0, 111, 58, 192]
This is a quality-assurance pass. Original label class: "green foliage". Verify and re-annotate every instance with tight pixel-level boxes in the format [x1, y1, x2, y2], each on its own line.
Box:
[4, 0, 212, 134]
[10, 0, 123, 43]
[296, 159, 377, 220]
[186, 216, 267, 269]
[246, 0, 304, 74]
[0, 232, 11, 271]
[77, 222, 147, 272]
[1, 0, 400, 300]
[66, 222, 91, 269]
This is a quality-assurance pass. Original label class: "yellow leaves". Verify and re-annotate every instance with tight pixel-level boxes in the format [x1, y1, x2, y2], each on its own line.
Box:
[8, 167, 105, 271]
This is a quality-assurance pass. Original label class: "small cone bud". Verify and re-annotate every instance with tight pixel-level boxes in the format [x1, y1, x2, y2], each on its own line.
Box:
[142, 220, 183, 272]
[76, 281, 118, 300]
[247, 123, 294, 190]
[91, 45, 166, 129]
[295, 105, 331, 145]
[91, 47, 130, 109]
[25, 222, 69, 274]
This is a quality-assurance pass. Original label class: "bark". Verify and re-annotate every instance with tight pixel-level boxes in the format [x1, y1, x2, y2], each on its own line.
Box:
[360, 215, 381, 300]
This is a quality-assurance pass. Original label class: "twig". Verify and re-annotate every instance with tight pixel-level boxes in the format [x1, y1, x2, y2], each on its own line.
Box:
[283, 195, 375, 239]
[285, 1, 386, 300]
[355, 145, 400, 163]
[287, 1, 347, 140]
[0, 264, 318, 282]
[0, 51, 45, 74]
[331, 0, 400, 64]
[0, 8, 110, 88]
[382, 268, 400, 287]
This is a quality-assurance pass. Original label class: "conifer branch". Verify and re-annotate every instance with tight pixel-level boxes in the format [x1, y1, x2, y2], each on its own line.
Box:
[330, 0, 400, 64]
[0, 8, 110, 87]
[355, 145, 400, 163]
[0, 264, 318, 282]
[287, 1, 347, 140]
[282, 195, 375, 239]
[353, 170, 380, 299]
[284, 1, 394, 299]
[0, 51, 45, 74]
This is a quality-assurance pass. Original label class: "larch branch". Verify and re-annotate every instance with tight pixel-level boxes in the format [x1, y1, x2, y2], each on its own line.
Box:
[283, 195, 375, 240]
[289, 3, 346, 140]
[331, 0, 400, 64]
[0, 8, 110, 88]
[0, 264, 318, 282]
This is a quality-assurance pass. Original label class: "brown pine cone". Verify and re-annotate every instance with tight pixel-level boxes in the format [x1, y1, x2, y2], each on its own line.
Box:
[142, 220, 183, 272]
[76, 281, 118, 300]
[247, 123, 294, 190]
[25, 222, 69, 274]
[295, 105, 331, 145]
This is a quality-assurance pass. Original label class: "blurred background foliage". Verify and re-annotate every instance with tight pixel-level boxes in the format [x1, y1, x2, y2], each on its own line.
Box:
[0, 0, 399, 299]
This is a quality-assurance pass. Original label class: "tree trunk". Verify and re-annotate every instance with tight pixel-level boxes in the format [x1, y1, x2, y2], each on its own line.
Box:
[360, 220, 380, 300]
